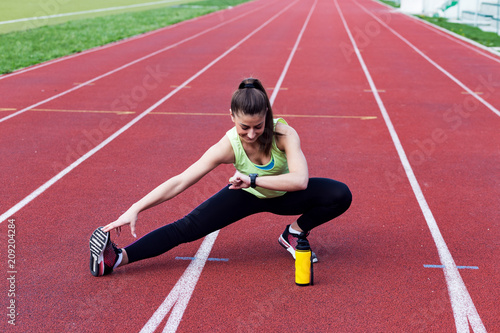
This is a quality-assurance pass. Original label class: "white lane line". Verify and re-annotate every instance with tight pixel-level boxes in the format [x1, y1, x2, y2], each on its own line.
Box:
[0, 0, 184, 25]
[355, 0, 500, 118]
[139, 0, 311, 330]
[270, 0, 317, 105]
[333, 0, 486, 332]
[0, 0, 298, 224]
[139, 231, 219, 333]
[0, 3, 269, 124]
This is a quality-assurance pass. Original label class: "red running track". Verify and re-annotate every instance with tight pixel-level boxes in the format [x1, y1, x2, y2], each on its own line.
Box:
[0, 0, 498, 331]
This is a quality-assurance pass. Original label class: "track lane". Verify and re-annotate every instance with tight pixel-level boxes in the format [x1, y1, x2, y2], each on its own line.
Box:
[339, 0, 498, 330]
[0, 0, 300, 219]
[0, 0, 498, 331]
[0, 0, 277, 122]
[0, 0, 308, 222]
[175, 0, 459, 331]
[360, 0, 500, 116]
[0, 0, 322, 331]
[0, 1, 286, 215]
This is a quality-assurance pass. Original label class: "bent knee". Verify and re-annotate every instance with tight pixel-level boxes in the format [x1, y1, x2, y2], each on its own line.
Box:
[331, 181, 352, 211]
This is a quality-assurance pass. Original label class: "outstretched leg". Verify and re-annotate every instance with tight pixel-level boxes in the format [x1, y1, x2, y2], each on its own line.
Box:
[123, 185, 265, 264]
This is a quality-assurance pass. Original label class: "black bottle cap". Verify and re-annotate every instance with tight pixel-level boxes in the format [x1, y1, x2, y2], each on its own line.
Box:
[296, 237, 310, 251]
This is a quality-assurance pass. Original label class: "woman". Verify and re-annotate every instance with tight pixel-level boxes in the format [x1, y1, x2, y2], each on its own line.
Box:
[89, 78, 352, 277]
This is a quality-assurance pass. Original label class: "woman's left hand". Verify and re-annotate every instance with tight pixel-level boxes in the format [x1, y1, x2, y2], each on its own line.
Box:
[228, 171, 250, 189]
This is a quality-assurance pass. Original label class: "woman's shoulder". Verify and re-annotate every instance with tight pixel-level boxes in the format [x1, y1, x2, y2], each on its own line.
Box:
[274, 119, 300, 151]
[206, 134, 235, 165]
[275, 119, 296, 136]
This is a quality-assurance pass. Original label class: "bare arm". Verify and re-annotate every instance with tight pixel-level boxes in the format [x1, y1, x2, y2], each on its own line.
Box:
[103, 136, 234, 237]
[229, 123, 309, 191]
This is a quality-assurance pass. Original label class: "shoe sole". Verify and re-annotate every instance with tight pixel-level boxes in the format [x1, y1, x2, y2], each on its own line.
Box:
[278, 234, 318, 263]
[89, 227, 109, 277]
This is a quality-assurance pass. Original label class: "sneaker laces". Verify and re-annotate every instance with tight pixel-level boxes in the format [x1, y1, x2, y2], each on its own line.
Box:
[103, 241, 120, 267]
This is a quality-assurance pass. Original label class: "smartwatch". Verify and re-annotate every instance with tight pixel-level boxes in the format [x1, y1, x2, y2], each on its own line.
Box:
[249, 173, 258, 188]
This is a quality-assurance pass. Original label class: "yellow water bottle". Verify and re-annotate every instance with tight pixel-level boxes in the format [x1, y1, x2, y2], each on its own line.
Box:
[295, 237, 314, 286]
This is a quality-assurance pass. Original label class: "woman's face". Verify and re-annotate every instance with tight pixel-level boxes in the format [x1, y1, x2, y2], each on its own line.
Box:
[231, 110, 266, 144]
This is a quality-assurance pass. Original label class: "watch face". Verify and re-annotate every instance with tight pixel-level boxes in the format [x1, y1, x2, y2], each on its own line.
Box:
[250, 174, 257, 188]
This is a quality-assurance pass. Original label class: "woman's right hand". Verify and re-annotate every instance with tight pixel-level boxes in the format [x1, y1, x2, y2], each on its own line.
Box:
[102, 209, 138, 238]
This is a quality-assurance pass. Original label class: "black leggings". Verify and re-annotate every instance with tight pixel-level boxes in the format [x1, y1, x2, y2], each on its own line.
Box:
[125, 178, 351, 263]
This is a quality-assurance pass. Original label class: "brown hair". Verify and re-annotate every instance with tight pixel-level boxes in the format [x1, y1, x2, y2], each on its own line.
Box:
[231, 78, 276, 155]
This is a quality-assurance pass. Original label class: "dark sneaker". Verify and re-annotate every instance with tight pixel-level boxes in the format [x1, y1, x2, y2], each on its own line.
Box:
[89, 227, 122, 277]
[278, 224, 318, 263]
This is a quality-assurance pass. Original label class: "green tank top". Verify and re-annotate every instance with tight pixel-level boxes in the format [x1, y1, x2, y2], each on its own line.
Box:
[226, 118, 289, 199]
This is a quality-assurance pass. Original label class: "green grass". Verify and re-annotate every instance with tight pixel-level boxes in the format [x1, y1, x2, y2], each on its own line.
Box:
[417, 16, 500, 47]
[378, 0, 400, 8]
[0, 0, 250, 74]
[0, 0, 197, 34]
[0, 0, 167, 21]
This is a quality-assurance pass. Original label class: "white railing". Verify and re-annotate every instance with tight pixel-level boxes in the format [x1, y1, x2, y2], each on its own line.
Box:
[400, 0, 500, 35]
